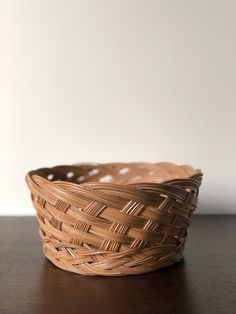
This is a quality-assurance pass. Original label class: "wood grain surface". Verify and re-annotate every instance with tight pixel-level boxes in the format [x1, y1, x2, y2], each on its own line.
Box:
[0, 215, 235, 314]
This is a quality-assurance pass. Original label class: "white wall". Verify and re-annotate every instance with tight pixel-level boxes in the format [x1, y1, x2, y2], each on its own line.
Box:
[0, 0, 236, 215]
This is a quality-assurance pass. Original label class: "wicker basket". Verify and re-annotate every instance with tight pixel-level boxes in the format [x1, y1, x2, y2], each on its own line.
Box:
[26, 162, 203, 276]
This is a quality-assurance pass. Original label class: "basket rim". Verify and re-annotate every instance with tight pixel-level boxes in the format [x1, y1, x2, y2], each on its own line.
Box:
[26, 161, 203, 185]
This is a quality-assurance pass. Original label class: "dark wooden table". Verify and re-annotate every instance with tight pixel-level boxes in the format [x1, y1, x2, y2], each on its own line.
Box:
[0, 216, 235, 314]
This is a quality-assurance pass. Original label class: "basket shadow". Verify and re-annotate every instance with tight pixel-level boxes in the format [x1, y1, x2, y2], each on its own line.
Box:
[38, 257, 197, 314]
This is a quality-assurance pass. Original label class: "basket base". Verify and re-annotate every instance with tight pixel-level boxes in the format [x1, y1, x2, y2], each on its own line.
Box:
[42, 244, 184, 276]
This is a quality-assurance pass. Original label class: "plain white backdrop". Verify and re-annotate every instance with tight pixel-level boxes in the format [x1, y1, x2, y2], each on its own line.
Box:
[0, 0, 236, 215]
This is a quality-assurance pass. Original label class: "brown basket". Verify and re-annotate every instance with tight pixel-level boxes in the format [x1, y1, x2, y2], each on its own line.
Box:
[26, 162, 203, 276]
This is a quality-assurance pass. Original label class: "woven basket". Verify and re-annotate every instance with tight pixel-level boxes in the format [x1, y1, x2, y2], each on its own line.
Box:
[26, 162, 203, 276]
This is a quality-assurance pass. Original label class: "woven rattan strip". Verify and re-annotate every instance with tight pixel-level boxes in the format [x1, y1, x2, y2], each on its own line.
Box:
[26, 162, 203, 276]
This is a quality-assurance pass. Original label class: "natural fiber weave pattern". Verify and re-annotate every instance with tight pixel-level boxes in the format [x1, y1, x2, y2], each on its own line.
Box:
[26, 162, 203, 276]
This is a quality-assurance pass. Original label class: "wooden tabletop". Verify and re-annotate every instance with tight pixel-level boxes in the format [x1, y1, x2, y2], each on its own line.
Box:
[0, 215, 235, 314]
